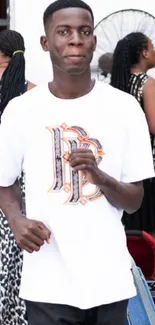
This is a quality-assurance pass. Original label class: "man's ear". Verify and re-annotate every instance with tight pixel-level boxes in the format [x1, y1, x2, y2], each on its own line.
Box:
[40, 36, 49, 52]
[93, 35, 97, 52]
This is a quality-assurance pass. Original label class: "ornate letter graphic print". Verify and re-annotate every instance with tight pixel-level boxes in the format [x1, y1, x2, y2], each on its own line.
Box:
[47, 123, 104, 205]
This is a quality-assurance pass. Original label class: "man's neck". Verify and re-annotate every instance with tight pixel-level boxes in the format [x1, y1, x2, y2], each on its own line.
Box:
[49, 68, 95, 99]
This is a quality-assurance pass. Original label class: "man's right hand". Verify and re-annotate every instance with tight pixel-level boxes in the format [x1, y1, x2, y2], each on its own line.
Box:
[11, 216, 51, 253]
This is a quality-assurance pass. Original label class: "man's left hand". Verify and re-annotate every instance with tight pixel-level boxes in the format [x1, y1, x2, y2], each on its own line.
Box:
[69, 148, 100, 184]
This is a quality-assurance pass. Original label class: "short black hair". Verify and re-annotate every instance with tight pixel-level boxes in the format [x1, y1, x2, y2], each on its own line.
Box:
[43, 0, 94, 30]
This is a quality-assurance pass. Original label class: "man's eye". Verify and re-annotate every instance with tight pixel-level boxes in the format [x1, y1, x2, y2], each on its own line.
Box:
[58, 30, 68, 36]
[81, 30, 91, 36]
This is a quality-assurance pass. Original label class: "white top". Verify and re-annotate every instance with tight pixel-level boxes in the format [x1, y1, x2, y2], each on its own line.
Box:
[0, 81, 154, 309]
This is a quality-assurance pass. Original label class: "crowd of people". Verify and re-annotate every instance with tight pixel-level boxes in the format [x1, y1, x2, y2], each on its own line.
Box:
[0, 0, 155, 324]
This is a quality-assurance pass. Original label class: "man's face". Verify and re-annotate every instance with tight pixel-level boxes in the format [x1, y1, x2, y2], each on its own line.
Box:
[41, 7, 96, 75]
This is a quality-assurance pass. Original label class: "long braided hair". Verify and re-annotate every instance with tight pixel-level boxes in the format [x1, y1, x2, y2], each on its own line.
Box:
[110, 32, 149, 93]
[0, 30, 25, 116]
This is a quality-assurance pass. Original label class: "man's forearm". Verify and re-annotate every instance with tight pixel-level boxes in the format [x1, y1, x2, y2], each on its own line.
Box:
[69, 149, 144, 213]
[0, 185, 23, 226]
[96, 170, 144, 214]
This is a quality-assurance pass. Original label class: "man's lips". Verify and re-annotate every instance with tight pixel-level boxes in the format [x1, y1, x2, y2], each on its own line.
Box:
[65, 54, 85, 57]
[64, 55, 85, 62]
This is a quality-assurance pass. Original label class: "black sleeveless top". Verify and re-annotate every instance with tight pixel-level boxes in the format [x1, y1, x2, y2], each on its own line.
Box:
[128, 73, 149, 109]
[122, 73, 155, 232]
[129, 73, 155, 166]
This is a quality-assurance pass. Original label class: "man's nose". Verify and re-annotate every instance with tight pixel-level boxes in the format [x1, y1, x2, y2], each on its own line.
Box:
[69, 31, 83, 46]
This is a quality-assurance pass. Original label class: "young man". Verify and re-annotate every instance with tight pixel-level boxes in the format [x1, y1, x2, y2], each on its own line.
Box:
[0, 1, 154, 324]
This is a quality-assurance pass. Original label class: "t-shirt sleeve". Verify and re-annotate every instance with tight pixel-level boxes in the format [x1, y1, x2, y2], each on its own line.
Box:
[121, 96, 155, 183]
[0, 101, 23, 186]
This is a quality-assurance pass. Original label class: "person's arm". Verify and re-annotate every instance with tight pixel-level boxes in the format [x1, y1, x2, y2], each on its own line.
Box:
[0, 184, 51, 253]
[0, 99, 50, 253]
[143, 77, 155, 135]
[69, 149, 143, 214]
[70, 95, 154, 214]
[0, 104, 24, 231]
[90, 169, 143, 214]
[0, 184, 23, 223]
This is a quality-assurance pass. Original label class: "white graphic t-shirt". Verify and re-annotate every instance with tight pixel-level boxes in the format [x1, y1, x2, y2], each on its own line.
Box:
[0, 82, 154, 309]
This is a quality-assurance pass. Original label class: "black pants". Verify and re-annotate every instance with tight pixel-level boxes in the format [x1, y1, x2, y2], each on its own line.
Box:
[26, 299, 128, 325]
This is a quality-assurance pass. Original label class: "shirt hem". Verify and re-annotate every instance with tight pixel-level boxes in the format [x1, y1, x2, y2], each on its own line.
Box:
[20, 290, 136, 309]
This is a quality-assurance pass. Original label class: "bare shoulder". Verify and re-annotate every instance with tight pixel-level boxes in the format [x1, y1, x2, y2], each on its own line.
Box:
[143, 77, 155, 93]
[27, 81, 36, 91]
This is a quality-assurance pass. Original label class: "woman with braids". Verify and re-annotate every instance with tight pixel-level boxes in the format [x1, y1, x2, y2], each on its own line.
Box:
[0, 29, 35, 325]
[111, 32, 155, 237]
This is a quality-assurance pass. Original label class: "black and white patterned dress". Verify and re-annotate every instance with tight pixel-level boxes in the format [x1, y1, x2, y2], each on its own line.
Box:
[122, 73, 155, 232]
[0, 82, 28, 325]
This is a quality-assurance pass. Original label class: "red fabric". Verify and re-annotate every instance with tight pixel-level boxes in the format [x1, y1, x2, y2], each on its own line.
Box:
[127, 231, 155, 280]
